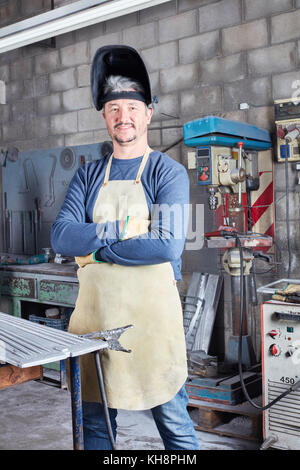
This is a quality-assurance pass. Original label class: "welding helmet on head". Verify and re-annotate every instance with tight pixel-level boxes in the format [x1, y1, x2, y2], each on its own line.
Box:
[91, 45, 152, 111]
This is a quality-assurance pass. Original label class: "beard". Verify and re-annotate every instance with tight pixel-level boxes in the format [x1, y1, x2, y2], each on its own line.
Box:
[111, 122, 137, 145]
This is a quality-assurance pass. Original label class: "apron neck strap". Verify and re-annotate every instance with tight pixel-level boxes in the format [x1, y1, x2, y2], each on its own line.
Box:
[103, 147, 151, 186]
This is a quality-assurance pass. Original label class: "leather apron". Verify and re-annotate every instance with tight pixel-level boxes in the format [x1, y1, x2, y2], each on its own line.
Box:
[68, 148, 188, 410]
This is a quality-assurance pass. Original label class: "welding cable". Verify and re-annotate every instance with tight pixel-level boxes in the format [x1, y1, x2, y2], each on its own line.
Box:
[235, 236, 300, 411]
[94, 351, 116, 450]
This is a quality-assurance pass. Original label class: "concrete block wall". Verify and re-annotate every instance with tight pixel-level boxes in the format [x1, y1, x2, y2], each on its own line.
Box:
[1, 0, 300, 359]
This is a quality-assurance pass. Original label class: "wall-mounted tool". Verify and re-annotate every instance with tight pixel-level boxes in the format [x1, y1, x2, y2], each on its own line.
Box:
[18, 158, 39, 194]
[60, 147, 76, 171]
[44, 154, 56, 207]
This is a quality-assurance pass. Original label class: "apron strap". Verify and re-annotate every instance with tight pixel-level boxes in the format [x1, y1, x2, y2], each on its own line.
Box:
[135, 146, 151, 184]
[103, 153, 113, 186]
[103, 147, 151, 186]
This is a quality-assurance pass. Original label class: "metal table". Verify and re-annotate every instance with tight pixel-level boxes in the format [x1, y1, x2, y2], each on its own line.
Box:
[0, 312, 110, 450]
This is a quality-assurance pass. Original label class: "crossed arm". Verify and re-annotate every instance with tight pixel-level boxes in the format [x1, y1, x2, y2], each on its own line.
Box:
[51, 164, 190, 267]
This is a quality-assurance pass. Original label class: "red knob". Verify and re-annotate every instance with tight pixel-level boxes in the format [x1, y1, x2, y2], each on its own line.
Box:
[268, 329, 279, 338]
[269, 344, 281, 356]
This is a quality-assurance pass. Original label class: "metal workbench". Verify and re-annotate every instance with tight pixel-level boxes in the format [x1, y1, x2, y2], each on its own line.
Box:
[0, 312, 109, 450]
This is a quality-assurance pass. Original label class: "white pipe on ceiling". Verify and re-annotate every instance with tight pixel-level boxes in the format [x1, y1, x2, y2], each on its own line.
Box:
[0, 0, 171, 54]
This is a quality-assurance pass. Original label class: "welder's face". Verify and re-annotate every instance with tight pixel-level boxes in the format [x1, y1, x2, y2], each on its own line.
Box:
[102, 98, 152, 146]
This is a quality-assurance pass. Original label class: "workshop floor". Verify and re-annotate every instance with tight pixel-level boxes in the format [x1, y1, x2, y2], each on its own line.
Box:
[0, 370, 259, 451]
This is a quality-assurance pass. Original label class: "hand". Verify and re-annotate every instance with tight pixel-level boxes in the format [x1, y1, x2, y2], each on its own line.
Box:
[75, 253, 95, 268]
[119, 216, 150, 240]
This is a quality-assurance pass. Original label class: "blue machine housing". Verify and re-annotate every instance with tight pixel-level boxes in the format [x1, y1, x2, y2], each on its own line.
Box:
[183, 116, 272, 150]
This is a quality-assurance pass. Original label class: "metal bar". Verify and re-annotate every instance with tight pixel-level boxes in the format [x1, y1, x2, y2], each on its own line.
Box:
[94, 351, 116, 450]
[69, 356, 84, 450]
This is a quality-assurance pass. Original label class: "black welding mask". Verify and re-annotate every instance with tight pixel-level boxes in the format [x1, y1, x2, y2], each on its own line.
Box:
[91, 45, 152, 111]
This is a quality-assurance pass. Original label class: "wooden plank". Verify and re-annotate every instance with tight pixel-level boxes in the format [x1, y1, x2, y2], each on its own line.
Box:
[188, 397, 263, 441]
[0, 364, 43, 389]
[188, 396, 262, 416]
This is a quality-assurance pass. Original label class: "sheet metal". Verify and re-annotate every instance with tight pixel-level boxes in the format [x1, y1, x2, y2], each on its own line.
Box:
[0, 312, 108, 368]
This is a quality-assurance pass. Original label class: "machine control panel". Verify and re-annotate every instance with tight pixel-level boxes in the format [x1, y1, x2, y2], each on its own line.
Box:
[196, 146, 212, 185]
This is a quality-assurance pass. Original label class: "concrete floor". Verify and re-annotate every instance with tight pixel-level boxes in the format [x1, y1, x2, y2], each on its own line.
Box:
[0, 369, 260, 451]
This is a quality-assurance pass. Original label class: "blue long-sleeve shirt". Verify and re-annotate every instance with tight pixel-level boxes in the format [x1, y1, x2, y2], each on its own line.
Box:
[51, 150, 189, 280]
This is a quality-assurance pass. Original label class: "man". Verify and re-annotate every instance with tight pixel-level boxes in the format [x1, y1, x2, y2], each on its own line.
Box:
[51, 45, 199, 451]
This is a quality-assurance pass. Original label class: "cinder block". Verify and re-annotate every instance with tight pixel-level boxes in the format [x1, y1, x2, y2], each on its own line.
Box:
[24, 116, 50, 139]
[0, 104, 10, 123]
[77, 64, 91, 87]
[123, 23, 157, 49]
[179, 30, 220, 65]
[271, 10, 300, 44]
[10, 57, 33, 81]
[162, 127, 182, 146]
[37, 94, 61, 116]
[199, 0, 241, 33]
[2, 121, 25, 142]
[62, 87, 91, 111]
[274, 164, 298, 193]
[273, 71, 300, 100]
[24, 76, 48, 99]
[248, 106, 275, 132]
[224, 77, 272, 111]
[248, 43, 296, 76]
[105, 12, 138, 35]
[139, 1, 176, 24]
[179, 0, 219, 12]
[180, 86, 222, 116]
[11, 100, 34, 122]
[50, 68, 76, 92]
[65, 131, 95, 147]
[148, 128, 161, 147]
[90, 33, 121, 58]
[160, 63, 198, 93]
[21, 0, 44, 15]
[5, 80, 23, 103]
[51, 112, 78, 135]
[141, 42, 177, 73]
[35, 51, 59, 75]
[245, 0, 293, 21]
[35, 135, 65, 150]
[60, 42, 89, 67]
[151, 93, 179, 122]
[0, 65, 9, 82]
[222, 19, 268, 55]
[78, 108, 105, 132]
[200, 53, 245, 85]
[149, 71, 160, 96]
[275, 221, 300, 252]
[159, 11, 197, 43]
[93, 128, 111, 143]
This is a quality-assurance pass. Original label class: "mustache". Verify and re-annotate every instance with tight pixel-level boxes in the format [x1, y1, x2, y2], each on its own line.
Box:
[114, 122, 135, 130]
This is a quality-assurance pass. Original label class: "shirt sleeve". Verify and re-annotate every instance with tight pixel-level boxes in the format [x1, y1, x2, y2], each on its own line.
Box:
[51, 165, 120, 256]
[96, 164, 190, 265]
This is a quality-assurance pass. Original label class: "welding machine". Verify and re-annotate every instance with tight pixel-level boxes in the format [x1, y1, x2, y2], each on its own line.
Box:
[261, 300, 300, 450]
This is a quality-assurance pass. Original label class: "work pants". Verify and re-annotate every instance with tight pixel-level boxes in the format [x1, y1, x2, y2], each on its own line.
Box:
[82, 384, 200, 450]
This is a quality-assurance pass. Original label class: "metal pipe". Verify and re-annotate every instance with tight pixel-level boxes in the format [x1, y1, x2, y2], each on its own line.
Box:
[69, 356, 84, 450]
[94, 351, 116, 450]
